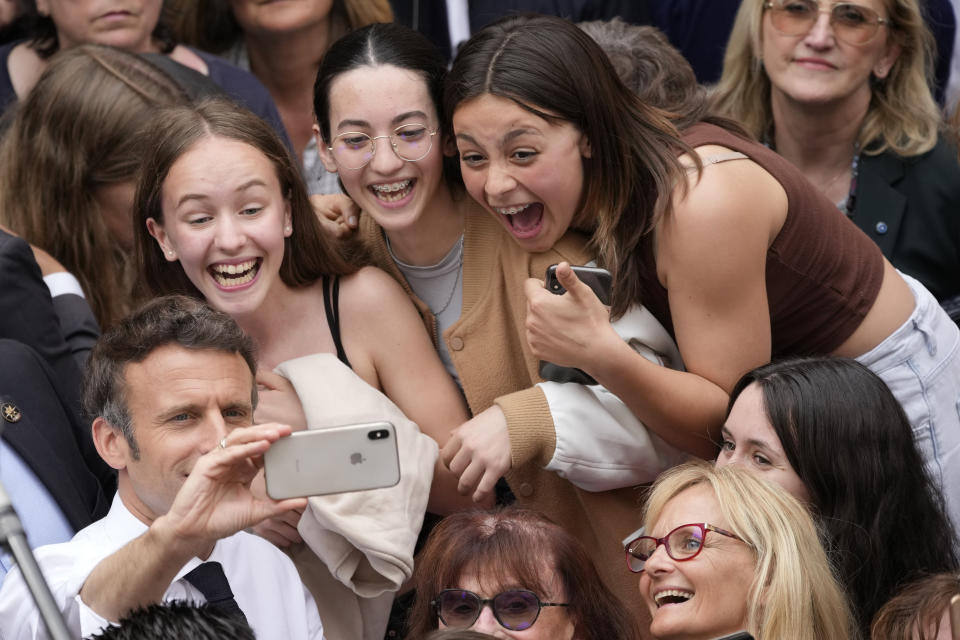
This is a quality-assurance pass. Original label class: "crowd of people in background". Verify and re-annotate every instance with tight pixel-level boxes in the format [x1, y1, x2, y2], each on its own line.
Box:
[0, 1, 958, 639]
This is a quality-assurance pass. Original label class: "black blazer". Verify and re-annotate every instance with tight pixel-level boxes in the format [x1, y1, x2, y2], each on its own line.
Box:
[852, 136, 960, 303]
[0, 339, 114, 531]
[0, 229, 92, 399]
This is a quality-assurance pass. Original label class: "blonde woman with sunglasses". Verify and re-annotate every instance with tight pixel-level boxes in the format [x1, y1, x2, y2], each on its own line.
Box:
[714, 0, 960, 314]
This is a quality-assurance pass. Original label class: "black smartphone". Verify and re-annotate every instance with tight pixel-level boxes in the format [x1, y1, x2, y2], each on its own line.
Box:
[544, 264, 612, 305]
[538, 264, 613, 385]
[711, 633, 754, 640]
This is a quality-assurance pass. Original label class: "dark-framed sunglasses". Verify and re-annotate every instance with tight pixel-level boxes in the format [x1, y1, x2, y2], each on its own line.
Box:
[431, 588, 569, 631]
[764, 0, 890, 45]
[625, 522, 744, 573]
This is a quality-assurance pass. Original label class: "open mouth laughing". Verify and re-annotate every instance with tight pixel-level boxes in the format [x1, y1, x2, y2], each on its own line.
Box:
[208, 258, 261, 288]
[370, 179, 415, 203]
[493, 202, 544, 238]
[653, 589, 694, 608]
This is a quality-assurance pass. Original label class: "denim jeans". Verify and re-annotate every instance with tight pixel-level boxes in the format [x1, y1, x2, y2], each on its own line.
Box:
[857, 273, 960, 537]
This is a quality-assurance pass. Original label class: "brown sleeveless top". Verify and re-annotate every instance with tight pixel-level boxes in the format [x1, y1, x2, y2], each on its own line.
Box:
[640, 123, 884, 356]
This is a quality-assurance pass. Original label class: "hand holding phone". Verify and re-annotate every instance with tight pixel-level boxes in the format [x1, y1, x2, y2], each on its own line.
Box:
[545, 264, 612, 305]
[538, 264, 613, 385]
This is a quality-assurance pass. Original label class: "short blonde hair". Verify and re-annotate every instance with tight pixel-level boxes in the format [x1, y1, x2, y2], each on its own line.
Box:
[713, 0, 940, 156]
[642, 462, 859, 640]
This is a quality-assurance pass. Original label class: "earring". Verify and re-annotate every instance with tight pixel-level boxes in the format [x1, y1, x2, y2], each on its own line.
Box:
[284, 226, 292, 234]
[167, 250, 175, 258]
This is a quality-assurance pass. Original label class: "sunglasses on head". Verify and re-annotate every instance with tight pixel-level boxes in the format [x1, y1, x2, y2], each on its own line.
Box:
[432, 588, 569, 631]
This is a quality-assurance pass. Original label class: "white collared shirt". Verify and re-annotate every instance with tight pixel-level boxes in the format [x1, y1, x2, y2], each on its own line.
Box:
[0, 494, 325, 640]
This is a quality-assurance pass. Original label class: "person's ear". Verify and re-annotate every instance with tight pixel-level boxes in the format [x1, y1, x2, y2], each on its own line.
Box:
[579, 134, 592, 159]
[283, 200, 293, 238]
[873, 41, 901, 79]
[315, 124, 339, 174]
[92, 417, 132, 471]
[146, 218, 177, 261]
[443, 132, 458, 158]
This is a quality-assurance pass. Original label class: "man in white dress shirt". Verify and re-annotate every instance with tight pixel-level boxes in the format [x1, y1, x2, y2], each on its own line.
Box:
[0, 295, 324, 639]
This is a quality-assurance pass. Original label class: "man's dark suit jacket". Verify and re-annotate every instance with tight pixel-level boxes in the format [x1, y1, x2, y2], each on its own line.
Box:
[0, 339, 114, 530]
[0, 229, 114, 528]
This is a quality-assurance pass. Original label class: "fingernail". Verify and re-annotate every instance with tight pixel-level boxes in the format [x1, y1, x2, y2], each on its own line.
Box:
[348, 216, 357, 226]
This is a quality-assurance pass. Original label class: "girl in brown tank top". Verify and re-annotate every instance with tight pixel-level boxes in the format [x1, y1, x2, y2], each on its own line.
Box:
[445, 14, 960, 550]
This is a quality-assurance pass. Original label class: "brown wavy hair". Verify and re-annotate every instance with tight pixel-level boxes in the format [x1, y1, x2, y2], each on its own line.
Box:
[0, 44, 188, 327]
[408, 507, 643, 640]
[134, 97, 355, 299]
[444, 13, 698, 319]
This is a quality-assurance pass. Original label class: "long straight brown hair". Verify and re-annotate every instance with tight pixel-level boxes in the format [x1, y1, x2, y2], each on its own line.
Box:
[0, 44, 188, 328]
[444, 14, 695, 318]
[134, 97, 355, 299]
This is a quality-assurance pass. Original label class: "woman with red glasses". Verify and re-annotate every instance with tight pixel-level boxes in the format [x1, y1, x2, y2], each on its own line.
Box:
[408, 507, 643, 640]
[628, 462, 857, 640]
[714, 0, 960, 315]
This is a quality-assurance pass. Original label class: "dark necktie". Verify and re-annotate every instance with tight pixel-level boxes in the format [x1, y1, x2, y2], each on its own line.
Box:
[182, 561, 249, 625]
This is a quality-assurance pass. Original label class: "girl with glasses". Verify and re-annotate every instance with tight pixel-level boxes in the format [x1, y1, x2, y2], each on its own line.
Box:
[632, 462, 857, 640]
[714, 0, 960, 315]
[408, 506, 642, 640]
[716, 357, 959, 635]
[313, 23, 687, 629]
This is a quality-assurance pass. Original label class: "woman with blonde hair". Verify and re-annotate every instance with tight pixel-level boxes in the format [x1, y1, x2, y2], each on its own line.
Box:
[629, 461, 858, 640]
[0, 43, 188, 327]
[171, 0, 393, 195]
[713, 0, 960, 310]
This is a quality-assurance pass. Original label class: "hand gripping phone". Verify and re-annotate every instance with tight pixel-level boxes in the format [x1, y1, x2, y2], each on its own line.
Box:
[538, 264, 613, 385]
[264, 421, 400, 499]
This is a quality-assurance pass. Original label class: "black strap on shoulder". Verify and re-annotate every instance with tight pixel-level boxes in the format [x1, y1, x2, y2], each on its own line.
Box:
[322, 274, 351, 369]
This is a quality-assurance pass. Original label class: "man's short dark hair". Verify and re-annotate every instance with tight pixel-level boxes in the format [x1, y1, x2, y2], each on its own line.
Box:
[82, 295, 257, 458]
[85, 601, 256, 640]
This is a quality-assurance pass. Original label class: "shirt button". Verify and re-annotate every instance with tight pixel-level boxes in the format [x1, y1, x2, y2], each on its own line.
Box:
[875, 221, 888, 234]
[518, 483, 534, 497]
[450, 336, 464, 351]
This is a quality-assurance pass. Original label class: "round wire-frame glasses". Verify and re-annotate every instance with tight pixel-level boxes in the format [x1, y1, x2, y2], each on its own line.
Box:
[328, 123, 438, 170]
[625, 522, 744, 573]
[764, 0, 890, 45]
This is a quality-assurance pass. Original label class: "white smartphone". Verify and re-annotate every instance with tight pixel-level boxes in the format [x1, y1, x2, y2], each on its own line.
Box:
[263, 421, 400, 499]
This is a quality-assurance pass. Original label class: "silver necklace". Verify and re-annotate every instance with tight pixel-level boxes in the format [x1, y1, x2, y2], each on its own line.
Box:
[430, 239, 463, 317]
[386, 233, 464, 317]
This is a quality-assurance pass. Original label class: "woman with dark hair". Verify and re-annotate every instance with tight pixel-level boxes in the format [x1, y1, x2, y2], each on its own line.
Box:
[441, 12, 960, 540]
[408, 507, 642, 640]
[0, 0, 285, 141]
[716, 356, 959, 635]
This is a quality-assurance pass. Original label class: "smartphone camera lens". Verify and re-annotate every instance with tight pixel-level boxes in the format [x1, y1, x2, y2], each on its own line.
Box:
[368, 429, 389, 440]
